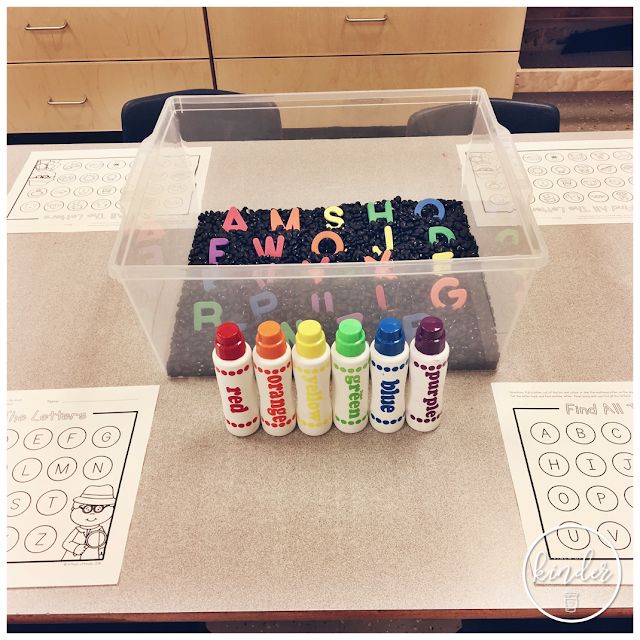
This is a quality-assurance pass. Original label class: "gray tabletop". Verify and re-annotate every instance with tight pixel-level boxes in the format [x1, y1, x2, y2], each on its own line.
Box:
[7, 132, 633, 621]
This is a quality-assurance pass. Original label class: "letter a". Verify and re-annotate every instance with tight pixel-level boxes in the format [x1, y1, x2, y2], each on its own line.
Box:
[222, 206, 248, 232]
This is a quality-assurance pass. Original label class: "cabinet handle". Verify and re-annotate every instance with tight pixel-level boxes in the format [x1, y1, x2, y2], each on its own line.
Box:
[345, 15, 388, 23]
[24, 20, 68, 31]
[47, 96, 87, 106]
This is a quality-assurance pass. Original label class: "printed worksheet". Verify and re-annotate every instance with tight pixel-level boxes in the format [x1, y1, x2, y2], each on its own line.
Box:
[459, 139, 632, 226]
[492, 382, 633, 585]
[517, 140, 633, 225]
[7, 386, 159, 588]
[7, 147, 211, 233]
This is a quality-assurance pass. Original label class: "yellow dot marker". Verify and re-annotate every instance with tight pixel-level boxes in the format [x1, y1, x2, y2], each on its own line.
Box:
[295, 320, 327, 359]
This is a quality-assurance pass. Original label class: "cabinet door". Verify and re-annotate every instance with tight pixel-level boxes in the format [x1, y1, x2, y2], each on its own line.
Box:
[207, 7, 526, 57]
[8, 60, 213, 132]
[215, 53, 519, 98]
[8, 8, 209, 62]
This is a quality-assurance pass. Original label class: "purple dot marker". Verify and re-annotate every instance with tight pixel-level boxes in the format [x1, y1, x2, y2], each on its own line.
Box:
[406, 315, 449, 433]
[414, 316, 446, 356]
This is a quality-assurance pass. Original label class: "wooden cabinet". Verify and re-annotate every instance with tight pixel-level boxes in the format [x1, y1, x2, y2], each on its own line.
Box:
[208, 7, 524, 98]
[8, 61, 212, 133]
[8, 8, 209, 62]
[7, 7, 212, 133]
[215, 53, 519, 97]
[207, 7, 526, 57]
[8, 7, 527, 133]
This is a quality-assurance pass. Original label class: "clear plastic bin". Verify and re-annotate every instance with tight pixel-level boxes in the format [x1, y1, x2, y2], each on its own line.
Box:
[109, 88, 547, 377]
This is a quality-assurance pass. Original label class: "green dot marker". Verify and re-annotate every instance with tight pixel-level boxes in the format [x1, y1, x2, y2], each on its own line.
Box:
[335, 318, 366, 358]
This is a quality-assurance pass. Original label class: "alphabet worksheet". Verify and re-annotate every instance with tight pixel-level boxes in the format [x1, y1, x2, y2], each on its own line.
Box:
[7, 147, 211, 233]
[459, 139, 632, 226]
[517, 140, 632, 225]
[7, 386, 159, 588]
[492, 382, 633, 585]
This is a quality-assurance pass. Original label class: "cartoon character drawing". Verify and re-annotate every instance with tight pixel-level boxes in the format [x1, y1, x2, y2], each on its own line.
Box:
[62, 484, 115, 561]
[35, 159, 60, 171]
[28, 171, 55, 187]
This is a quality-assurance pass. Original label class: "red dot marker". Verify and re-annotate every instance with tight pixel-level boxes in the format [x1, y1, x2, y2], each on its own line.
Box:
[214, 322, 246, 361]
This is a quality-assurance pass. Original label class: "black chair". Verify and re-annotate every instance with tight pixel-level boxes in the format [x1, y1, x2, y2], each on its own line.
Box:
[121, 88, 283, 142]
[406, 98, 560, 136]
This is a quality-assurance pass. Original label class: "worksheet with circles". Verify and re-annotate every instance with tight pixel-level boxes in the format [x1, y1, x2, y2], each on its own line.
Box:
[492, 382, 632, 585]
[459, 139, 632, 226]
[519, 140, 633, 225]
[7, 148, 211, 233]
[7, 386, 159, 587]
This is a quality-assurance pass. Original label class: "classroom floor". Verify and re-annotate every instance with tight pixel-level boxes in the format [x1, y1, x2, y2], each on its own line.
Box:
[7, 90, 633, 635]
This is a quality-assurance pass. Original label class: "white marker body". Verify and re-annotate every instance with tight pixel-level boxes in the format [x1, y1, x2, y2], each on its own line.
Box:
[212, 344, 260, 437]
[330, 343, 370, 434]
[291, 345, 332, 436]
[369, 342, 409, 433]
[253, 345, 296, 436]
[405, 340, 449, 432]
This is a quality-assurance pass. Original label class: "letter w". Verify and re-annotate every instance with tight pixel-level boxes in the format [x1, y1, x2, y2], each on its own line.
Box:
[253, 236, 285, 258]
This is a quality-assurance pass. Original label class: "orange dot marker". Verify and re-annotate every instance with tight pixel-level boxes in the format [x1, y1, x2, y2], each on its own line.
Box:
[256, 320, 287, 359]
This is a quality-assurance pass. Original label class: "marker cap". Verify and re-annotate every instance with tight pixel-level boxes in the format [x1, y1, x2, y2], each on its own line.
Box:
[214, 322, 246, 361]
[256, 320, 286, 359]
[336, 318, 366, 358]
[374, 317, 405, 357]
[295, 320, 327, 359]
[415, 316, 446, 356]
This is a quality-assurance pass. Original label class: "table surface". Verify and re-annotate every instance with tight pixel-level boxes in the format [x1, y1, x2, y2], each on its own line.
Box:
[7, 131, 633, 623]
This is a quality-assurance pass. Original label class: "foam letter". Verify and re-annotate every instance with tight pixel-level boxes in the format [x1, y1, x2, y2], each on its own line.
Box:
[311, 292, 334, 313]
[302, 255, 330, 284]
[373, 225, 394, 255]
[222, 206, 248, 232]
[376, 284, 396, 312]
[311, 230, 344, 255]
[324, 206, 345, 229]
[134, 228, 165, 245]
[270, 207, 300, 231]
[208, 238, 229, 264]
[337, 312, 364, 324]
[402, 313, 427, 343]
[364, 249, 392, 262]
[253, 235, 285, 258]
[202, 280, 217, 293]
[194, 301, 223, 331]
[496, 228, 519, 244]
[367, 201, 393, 223]
[414, 198, 445, 221]
[430, 277, 468, 311]
[280, 321, 298, 346]
[249, 291, 278, 319]
[428, 226, 455, 245]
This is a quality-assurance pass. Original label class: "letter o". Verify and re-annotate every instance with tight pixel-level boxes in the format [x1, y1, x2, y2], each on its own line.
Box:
[311, 231, 344, 255]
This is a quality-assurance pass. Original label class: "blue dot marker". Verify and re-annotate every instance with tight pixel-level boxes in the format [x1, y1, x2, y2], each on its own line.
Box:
[370, 317, 410, 433]
[374, 317, 406, 357]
